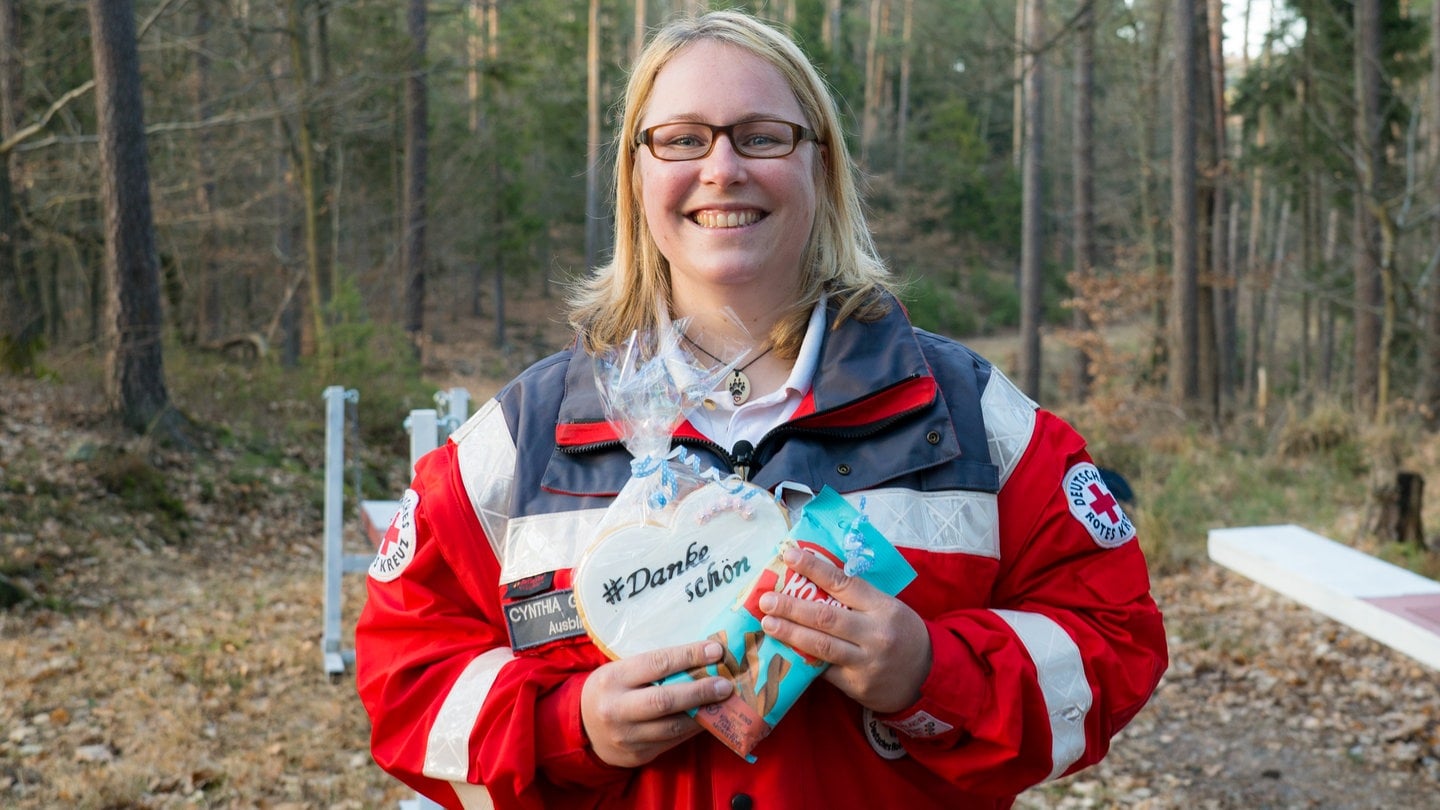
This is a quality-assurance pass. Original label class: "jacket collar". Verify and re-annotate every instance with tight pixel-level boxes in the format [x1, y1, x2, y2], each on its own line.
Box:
[553, 293, 936, 449]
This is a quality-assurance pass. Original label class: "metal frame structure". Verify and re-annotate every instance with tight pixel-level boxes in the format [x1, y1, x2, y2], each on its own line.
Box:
[321, 386, 471, 678]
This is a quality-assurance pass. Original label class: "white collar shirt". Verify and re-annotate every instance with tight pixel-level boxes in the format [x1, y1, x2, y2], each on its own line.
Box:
[682, 299, 826, 453]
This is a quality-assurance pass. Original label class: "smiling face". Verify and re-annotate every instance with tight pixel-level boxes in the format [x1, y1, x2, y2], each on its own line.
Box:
[636, 40, 822, 326]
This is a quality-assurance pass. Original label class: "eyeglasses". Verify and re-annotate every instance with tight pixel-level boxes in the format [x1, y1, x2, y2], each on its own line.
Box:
[636, 119, 820, 161]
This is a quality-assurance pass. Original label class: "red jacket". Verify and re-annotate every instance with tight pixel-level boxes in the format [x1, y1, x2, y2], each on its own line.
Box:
[356, 301, 1167, 809]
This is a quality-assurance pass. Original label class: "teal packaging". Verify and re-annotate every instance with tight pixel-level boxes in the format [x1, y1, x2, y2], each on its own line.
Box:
[665, 486, 918, 760]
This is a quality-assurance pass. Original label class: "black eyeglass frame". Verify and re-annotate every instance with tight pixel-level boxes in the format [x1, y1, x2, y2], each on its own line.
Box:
[635, 119, 821, 161]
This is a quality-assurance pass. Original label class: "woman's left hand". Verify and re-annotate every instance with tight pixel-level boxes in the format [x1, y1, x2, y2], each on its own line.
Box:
[757, 546, 931, 713]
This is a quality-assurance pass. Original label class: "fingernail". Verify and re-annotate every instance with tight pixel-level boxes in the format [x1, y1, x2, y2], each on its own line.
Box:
[713, 678, 733, 698]
[758, 592, 777, 612]
[761, 615, 779, 633]
[704, 641, 723, 659]
[782, 547, 801, 565]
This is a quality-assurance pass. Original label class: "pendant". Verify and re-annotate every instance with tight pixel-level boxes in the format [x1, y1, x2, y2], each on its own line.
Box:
[728, 370, 752, 405]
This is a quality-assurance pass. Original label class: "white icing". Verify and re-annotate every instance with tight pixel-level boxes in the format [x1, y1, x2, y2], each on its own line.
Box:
[573, 481, 789, 659]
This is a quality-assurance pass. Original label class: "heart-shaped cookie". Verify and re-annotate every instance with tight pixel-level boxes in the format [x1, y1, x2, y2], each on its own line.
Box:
[574, 480, 788, 660]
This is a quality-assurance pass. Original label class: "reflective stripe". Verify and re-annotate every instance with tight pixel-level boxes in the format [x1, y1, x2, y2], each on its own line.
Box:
[424, 647, 514, 782]
[500, 508, 607, 584]
[980, 369, 1037, 488]
[455, 400, 517, 561]
[991, 609, 1091, 781]
[450, 781, 496, 809]
[846, 488, 1000, 559]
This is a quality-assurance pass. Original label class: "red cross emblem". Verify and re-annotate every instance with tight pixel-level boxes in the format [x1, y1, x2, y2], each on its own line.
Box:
[1087, 483, 1119, 524]
[378, 521, 401, 556]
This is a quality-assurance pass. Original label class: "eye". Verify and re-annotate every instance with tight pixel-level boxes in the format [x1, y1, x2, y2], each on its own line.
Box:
[741, 132, 782, 147]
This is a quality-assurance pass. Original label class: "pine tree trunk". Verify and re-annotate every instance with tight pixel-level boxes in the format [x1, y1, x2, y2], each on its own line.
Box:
[861, 0, 883, 166]
[1353, 0, 1384, 418]
[89, 0, 176, 436]
[402, 0, 429, 356]
[1206, 0, 1233, 415]
[1018, 0, 1045, 397]
[0, 0, 37, 372]
[1071, 0, 1096, 401]
[1424, 0, 1440, 425]
[190, 2, 219, 346]
[286, 2, 327, 360]
[895, 0, 914, 181]
[584, 0, 602, 271]
[1171, 0, 1200, 404]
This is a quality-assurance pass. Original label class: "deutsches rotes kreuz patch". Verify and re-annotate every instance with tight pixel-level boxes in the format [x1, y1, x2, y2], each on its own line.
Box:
[1063, 463, 1136, 549]
[369, 489, 420, 582]
[862, 709, 907, 760]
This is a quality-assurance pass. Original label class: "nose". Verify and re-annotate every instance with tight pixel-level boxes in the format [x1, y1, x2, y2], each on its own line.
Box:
[698, 132, 747, 185]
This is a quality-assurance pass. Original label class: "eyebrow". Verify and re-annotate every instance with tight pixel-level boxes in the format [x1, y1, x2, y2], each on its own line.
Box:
[647, 112, 797, 126]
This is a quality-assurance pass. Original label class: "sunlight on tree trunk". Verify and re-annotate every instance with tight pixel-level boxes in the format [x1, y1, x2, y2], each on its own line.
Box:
[89, 0, 177, 437]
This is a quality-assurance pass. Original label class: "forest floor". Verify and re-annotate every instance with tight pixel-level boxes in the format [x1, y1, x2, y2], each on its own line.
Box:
[2, 296, 1439, 809]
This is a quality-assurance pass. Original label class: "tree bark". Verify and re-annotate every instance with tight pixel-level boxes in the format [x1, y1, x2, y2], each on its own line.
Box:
[0, 0, 38, 373]
[861, 0, 884, 166]
[1134, 0, 1168, 380]
[1353, 0, 1384, 418]
[286, 1, 327, 360]
[824, 0, 842, 64]
[190, 1, 219, 346]
[1171, 0, 1199, 404]
[1206, 0, 1233, 415]
[584, 0, 602, 272]
[633, 0, 646, 64]
[895, 0, 914, 181]
[1071, 0, 1096, 401]
[402, 0, 429, 356]
[1018, 0, 1045, 397]
[88, 0, 177, 436]
[1425, 0, 1440, 425]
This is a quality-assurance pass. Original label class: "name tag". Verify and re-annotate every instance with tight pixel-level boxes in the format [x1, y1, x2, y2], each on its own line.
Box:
[505, 588, 585, 651]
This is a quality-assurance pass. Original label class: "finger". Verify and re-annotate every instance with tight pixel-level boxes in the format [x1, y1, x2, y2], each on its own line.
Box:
[622, 640, 725, 687]
[629, 675, 734, 721]
[758, 585, 857, 638]
[758, 606, 862, 665]
[781, 546, 880, 608]
[604, 678, 732, 756]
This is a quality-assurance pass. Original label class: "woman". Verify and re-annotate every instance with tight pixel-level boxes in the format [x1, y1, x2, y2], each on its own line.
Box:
[357, 11, 1167, 810]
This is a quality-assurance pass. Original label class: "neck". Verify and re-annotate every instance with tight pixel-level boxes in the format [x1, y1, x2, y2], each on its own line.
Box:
[671, 288, 791, 349]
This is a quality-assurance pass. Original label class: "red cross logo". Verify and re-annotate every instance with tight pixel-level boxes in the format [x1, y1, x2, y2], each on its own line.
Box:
[378, 522, 400, 556]
[1087, 483, 1119, 524]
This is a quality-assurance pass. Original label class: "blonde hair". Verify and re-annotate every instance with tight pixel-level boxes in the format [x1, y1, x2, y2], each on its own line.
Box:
[567, 10, 892, 356]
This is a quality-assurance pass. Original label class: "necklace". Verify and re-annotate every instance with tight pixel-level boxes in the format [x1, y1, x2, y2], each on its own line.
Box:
[682, 334, 774, 406]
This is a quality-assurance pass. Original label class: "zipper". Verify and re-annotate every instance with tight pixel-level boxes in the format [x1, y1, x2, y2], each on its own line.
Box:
[556, 433, 757, 480]
[555, 375, 933, 481]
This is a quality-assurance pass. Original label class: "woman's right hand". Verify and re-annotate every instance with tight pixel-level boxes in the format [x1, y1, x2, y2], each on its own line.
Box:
[580, 640, 735, 768]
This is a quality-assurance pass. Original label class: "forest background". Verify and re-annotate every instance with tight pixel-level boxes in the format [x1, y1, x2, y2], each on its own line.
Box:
[1, 0, 1440, 807]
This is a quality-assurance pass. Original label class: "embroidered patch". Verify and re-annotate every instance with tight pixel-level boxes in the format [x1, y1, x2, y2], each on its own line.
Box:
[862, 709, 907, 760]
[1063, 463, 1136, 548]
[505, 571, 556, 599]
[369, 489, 420, 582]
[882, 710, 955, 739]
[505, 588, 585, 651]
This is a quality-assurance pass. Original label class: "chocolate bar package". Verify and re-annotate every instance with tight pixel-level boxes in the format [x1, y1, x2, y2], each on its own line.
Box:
[664, 486, 917, 760]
